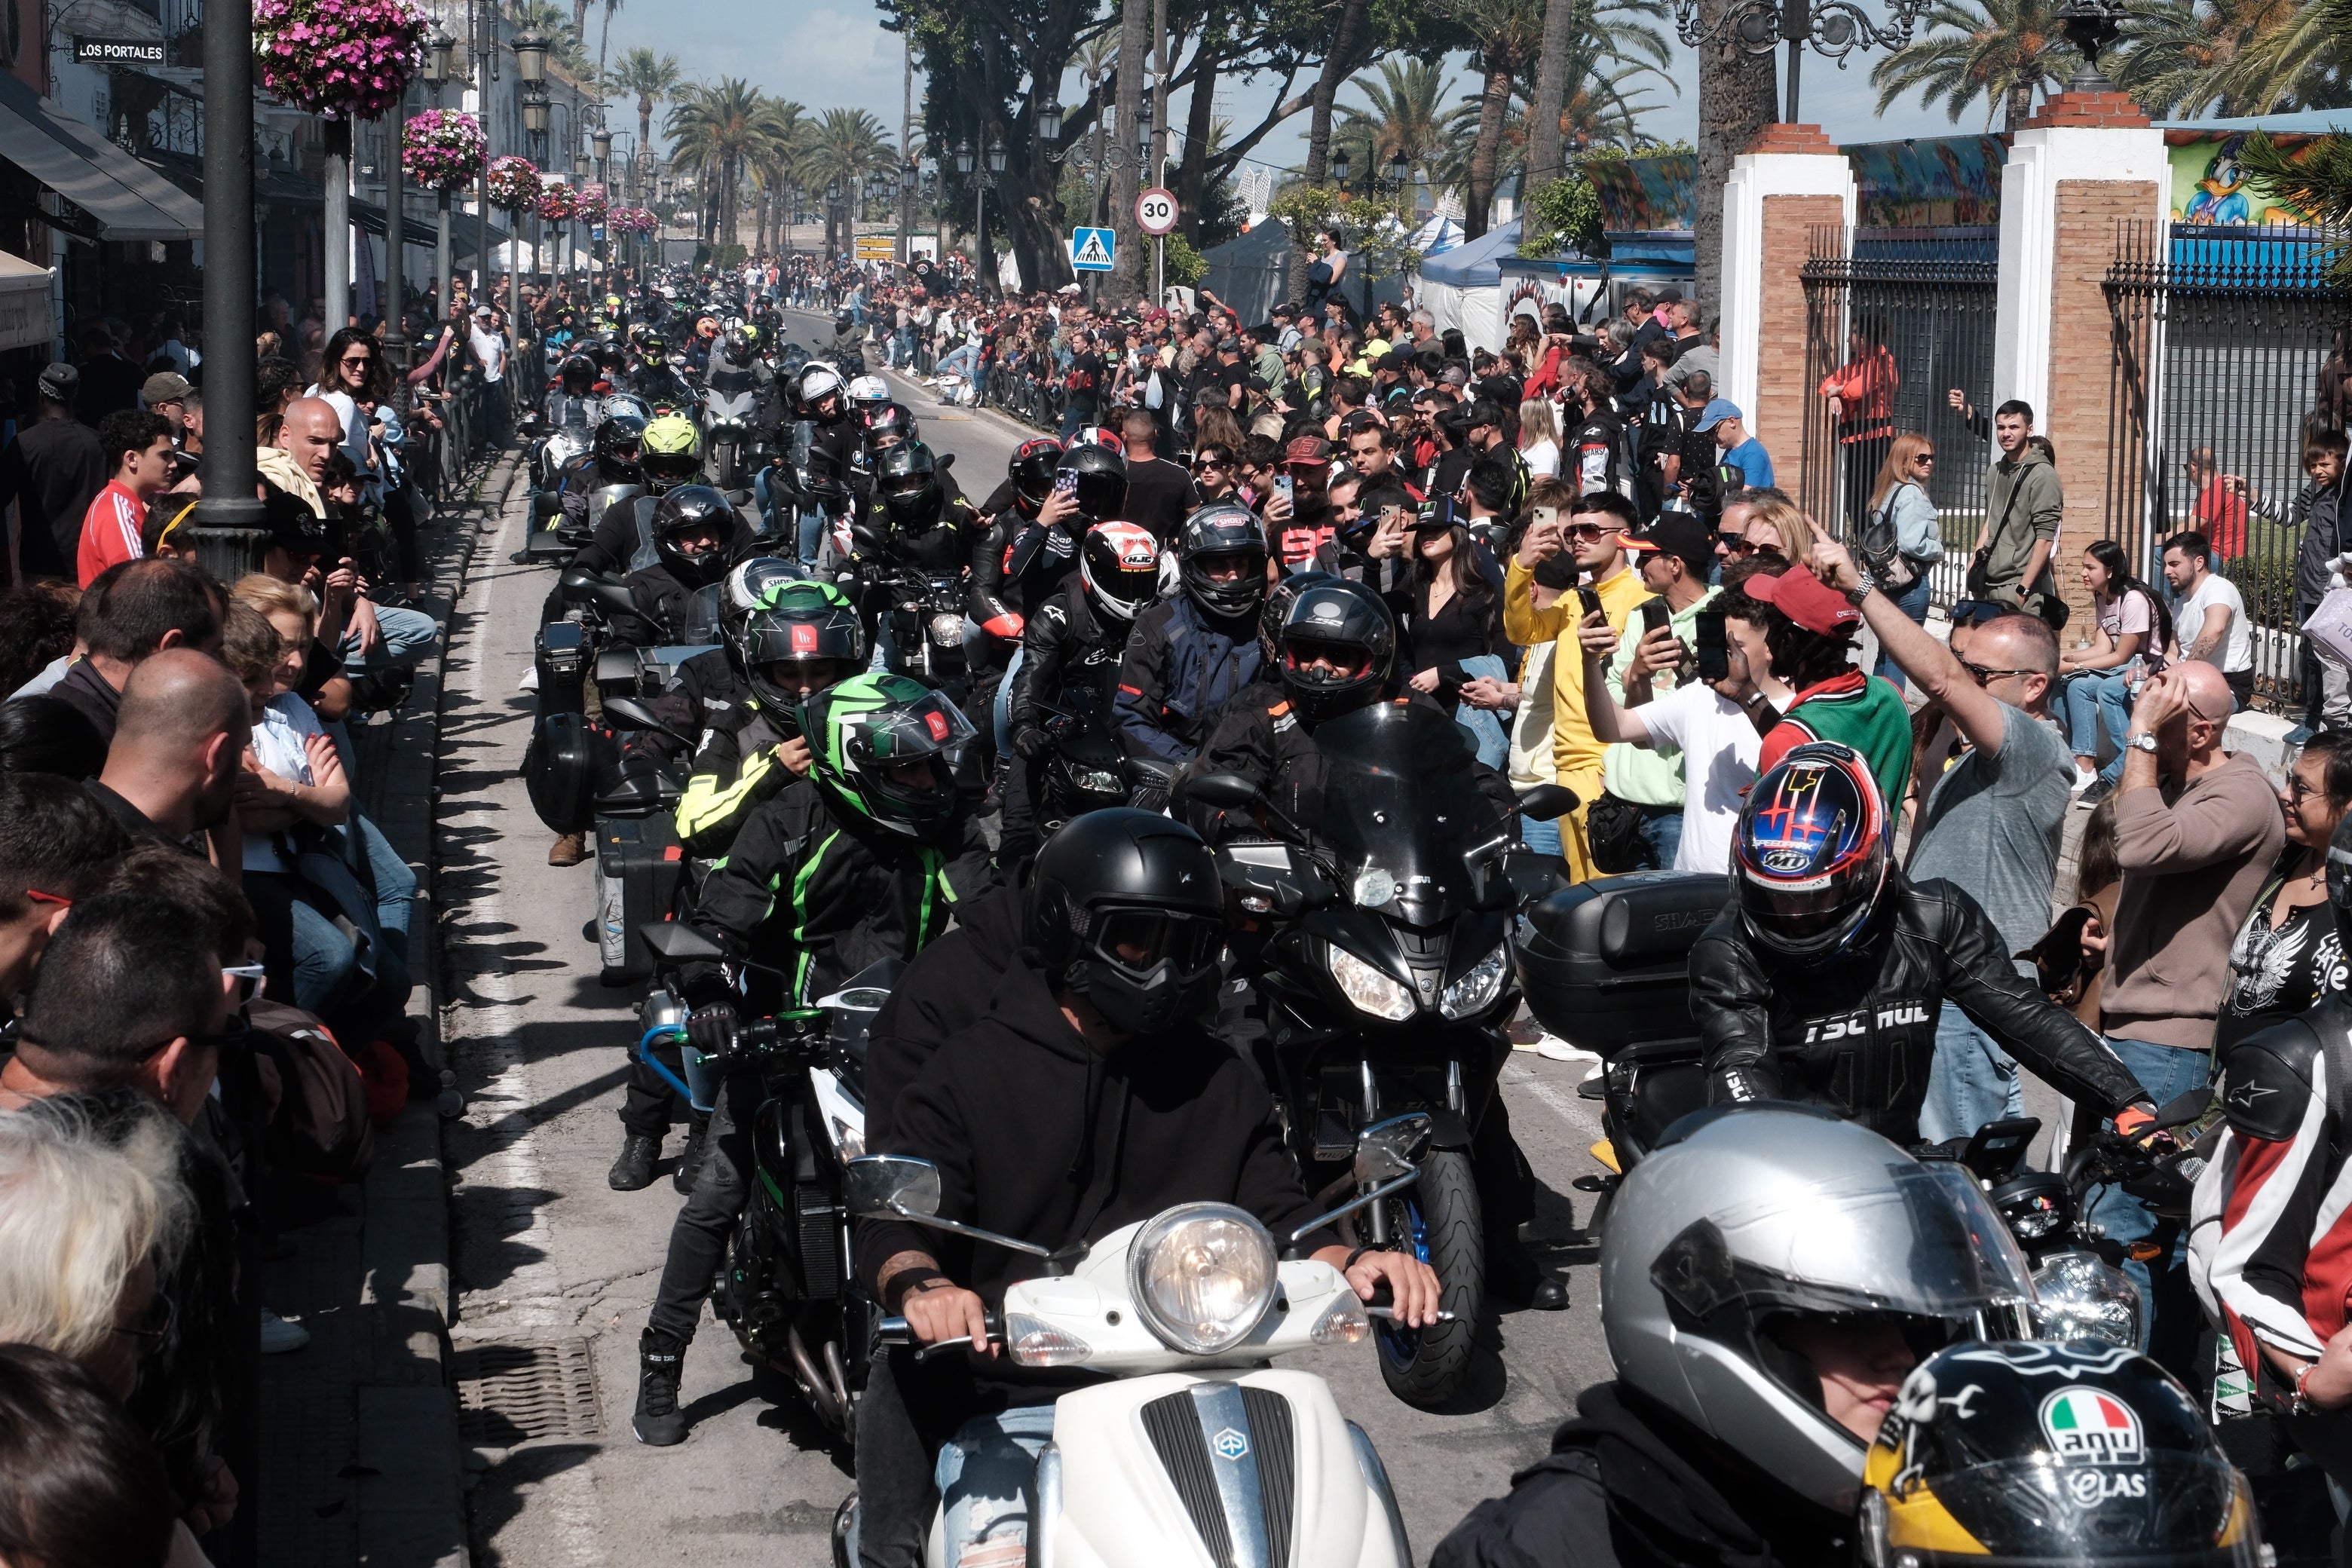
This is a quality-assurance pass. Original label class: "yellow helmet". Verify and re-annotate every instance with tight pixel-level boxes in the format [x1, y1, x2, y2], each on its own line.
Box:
[641, 412, 702, 492]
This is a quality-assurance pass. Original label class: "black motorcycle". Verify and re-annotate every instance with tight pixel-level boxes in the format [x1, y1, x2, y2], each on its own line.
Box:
[1029, 694, 1129, 832]
[874, 568, 969, 688]
[1185, 702, 1573, 1407]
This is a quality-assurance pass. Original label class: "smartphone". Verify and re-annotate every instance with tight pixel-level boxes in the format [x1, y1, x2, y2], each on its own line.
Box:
[1053, 469, 1079, 496]
[1532, 504, 1559, 534]
[1639, 597, 1671, 638]
[1274, 473, 1296, 505]
[1575, 584, 1603, 620]
[1694, 609, 1729, 681]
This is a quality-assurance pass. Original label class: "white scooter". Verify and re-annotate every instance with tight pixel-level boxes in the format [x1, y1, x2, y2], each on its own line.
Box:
[830, 1116, 1435, 1568]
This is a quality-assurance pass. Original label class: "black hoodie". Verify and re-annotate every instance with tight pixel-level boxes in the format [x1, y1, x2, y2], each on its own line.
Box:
[860, 863, 1029, 1155]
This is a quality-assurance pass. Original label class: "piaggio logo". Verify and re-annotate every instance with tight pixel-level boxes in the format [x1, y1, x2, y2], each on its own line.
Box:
[1211, 1427, 1251, 1461]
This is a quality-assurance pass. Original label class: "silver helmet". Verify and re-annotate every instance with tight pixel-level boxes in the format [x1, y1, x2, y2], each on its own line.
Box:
[1599, 1106, 2033, 1514]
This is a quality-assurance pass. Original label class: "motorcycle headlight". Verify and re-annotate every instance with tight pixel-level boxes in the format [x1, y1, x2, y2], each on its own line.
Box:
[1073, 767, 1122, 795]
[1328, 945, 1416, 1021]
[1440, 942, 1510, 1020]
[2029, 1251, 2143, 1349]
[929, 611, 966, 646]
[1127, 1202, 1278, 1355]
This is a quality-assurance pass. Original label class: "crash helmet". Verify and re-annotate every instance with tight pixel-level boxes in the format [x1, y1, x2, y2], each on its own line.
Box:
[1027, 809, 1228, 1037]
[558, 353, 597, 393]
[1072, 424, 1124, 454]
[739, 580, 863, 724]
[1009, 437, 1064, 510]
[864, 401, 919, 452]
[649, 485, 733, 589]
[592, 409, 648, 484]
[601, 390, 652, 426]
[1860, 1340, 2258, 1568]
[777, 343, 811, 381]
[717, 555, 805, 653]
[542, 423, 593, 476]
[874, 441, 943, 531]
[1602, 1105, 2029, 1515]
[798, 363, 847, 423]
[637, 332, 669, 364]
[1256, 569, 1311, 667]
[847, 375, 890, 418]
[1053, 442, 1129, 526]
[798, 672, 975, 839]
[1176, 502, 1269, 620]
[1732, 741, 1891, 965]
[639, 412, 703, 493]
[1271, 574, 1395, 724]
[695, 315, 719, 341]
[1079, 522, 1160, 623]
[835, 308, 856, 331]
[721, 324, 756, 362]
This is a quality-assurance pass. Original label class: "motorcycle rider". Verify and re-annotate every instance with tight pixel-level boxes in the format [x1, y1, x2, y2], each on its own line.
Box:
[604, 485, 737, 648]
[855, 810, 1440, 1563]
[1692, 742, 2154, 1144]
[703, 323, 776, 427]
[852, 441, 988, 677]
[547, 352, 604, 429]
[557, 412, 743, 586]
[828, 308, 866, 373]
[630, 332, 694, 409]
[632, 672, 995, 1447]
[1113, 502, 1270, 779]
[555, 408, 650, 546]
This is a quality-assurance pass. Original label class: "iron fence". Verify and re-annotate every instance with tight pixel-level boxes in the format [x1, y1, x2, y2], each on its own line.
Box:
[2102, 222, 2348, 712]
[1800, 226, 2000, 609]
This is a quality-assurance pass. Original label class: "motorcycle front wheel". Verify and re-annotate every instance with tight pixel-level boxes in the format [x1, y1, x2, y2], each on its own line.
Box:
[709, 440, 738, 489]
[1374, 1148, 1483, 1408]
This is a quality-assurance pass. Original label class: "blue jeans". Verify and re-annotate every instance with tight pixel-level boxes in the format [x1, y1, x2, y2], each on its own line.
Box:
[1453, 655, 1511, 769]
[1873, 573, 1934, 691]
[1519, 803, 1563, 857]
[1919, 1003, 2026, 1144]
[1635, 804, 1683, 870]
[354, 813, 415, 1015]
[937, 345, 980, 383]
[2087, 1037, 2213, 1375]
[895, 326, 916, 366]
[2063, 669, 2135, 784]
[936, 1404, 1059, 1563]
[342, 604, 439, 672]
[1058, 404, 1091, 441]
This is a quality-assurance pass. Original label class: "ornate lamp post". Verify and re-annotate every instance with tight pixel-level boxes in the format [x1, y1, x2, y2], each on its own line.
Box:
[423, 25, 455, 318]
[1669, 0, 1931, 124]
[2052, 0, 2127, 91]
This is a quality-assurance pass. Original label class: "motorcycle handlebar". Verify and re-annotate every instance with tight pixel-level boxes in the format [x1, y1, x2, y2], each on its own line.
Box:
[874, 1309, 1005, 1361]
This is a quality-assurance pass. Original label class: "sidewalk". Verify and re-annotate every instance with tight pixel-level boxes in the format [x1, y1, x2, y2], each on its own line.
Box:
[254, 442, 522, 1568]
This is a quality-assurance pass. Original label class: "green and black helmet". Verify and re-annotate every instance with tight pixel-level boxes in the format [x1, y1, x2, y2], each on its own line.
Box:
[741, 580, 865, 721]
[798, 672, 975, 837]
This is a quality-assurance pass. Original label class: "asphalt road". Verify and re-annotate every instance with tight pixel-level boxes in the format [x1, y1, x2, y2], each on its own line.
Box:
[437, 318, 1620, 1566]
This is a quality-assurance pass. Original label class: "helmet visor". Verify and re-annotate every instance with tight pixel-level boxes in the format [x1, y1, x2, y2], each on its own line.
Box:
[847, 691, 976, 765]
[1089, 908, 1227, 979]
[1873, 1454, 2258, 1568]
[643, 447, 700, 485]
[1285, 634, 1375, 684]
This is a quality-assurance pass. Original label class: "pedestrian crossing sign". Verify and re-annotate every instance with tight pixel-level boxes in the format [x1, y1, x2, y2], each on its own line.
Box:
[1070, 226, 1116, 272]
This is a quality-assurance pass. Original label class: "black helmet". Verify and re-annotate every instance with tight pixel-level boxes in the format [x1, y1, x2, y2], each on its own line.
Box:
[721, 325, 755, 361]
[874, 441, 942, 531]
[1178, 503, 1270, 620]
[558, 353, 596, 391]
[1860, 1339, 2258, 1568]
[1732, 741, 1891, 964]
[835, 308, 855, 330]
[778, 343, 811, 378]
[1054, 443, 1129, 526]
[1272, 575, 1395, 723]
[593, 409, 648, 483]
[799, 672, 975, 840]
[740, 580, 863, 721]
[1010, 438, 1064, 509]
[865, 401, 919, 452]
[639, 332, 669, 363]
[649, 484, 734, 590]
[1027, 809, 1228, 1037]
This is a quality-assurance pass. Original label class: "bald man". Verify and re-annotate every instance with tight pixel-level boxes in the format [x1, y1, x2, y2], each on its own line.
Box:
[87, 648, 251, 851]
[280, 396, 346, 487]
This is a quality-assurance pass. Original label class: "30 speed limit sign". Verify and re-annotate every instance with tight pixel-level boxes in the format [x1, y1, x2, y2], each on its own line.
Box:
[1135, 188, 1179, 236]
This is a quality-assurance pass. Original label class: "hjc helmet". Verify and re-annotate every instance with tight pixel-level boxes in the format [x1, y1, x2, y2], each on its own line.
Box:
[798, 363, 847, 422]
[1177, 503, 1270, 620]
[798, 672, 975, 838]
[874, 441, 943, 531]
[1860, 1340, 2259, 1568]
[1079, 522, 1161, 623]
[593, 409, 648, 485]
[1272, 575, 1396, 723]
[1732, 741, 1891, 965]
[1054, 443, 1129, 526]
[639, 412, 703, 493]
[1009, 438, 1064, 510]
[649, 485, 733, 590]
[1026, 809, 1228, 1037]
[738, 580, 863, 724]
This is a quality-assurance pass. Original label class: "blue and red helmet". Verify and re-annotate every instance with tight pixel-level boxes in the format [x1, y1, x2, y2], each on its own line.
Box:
[1732, 742, 1890, 963]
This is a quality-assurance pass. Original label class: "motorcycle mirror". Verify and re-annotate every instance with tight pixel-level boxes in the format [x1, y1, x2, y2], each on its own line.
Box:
[639, 921, 726, 963]
[1518, 783, 1580, 822]
[844, 1154, 942, 1219]
[936, 452, 955, 473]
[600, 697, 697, 747]
[1354, 1113, 1433, 1186]
[1185, 771, 1264, 810]
[2153, 1086, 2212, 1131]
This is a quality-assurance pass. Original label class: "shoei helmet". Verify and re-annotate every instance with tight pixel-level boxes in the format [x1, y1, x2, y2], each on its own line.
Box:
[1732, 742, 1891, 964]
[1009, 437, 1064, 509]
[558, 353, 597, 392]
[1027, 808, 1228, 1037]
[650, 485, 734, 589]
[721, 325, 756, 361]
[718, 555, 805, 651]
[798, 363, 847, 422]
[639, 413, 703, 492]
[1054, 442, 1129, 526]
[847, 375, 890, 416]
[1177, 502, 1270, 620]
[1080, 522, 1161, 623]
[593, 409, 648, 484]
[865, 401, 919, 452]
[874, 441, 943, 530]
[740, 580, 863, 722]
[1860, 1340, 2258, 1568]
[1602, 1105, 2032, 1514]
[798, 672, 975, 838]
[1273, 575, 1395, 723]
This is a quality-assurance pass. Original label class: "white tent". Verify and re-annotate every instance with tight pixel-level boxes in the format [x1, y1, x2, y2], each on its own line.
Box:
[1414, 218, 1519, 352]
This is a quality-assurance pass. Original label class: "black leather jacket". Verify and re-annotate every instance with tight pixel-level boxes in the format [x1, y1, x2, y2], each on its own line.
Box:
[1689, 872, 2145, 1144]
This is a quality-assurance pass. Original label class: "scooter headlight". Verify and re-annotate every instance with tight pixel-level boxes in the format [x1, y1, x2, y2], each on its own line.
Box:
[2029, 1251, 2143, 1349]
[1328, 945, 1415, 1021]
[1128, 1203, 1278, 1355]
[1440, 942, 1510, 1020]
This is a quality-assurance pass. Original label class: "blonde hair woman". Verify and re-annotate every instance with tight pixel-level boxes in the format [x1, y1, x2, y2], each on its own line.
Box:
[1518, 398, 1562, 480]
[1859, 433, 1944, 687]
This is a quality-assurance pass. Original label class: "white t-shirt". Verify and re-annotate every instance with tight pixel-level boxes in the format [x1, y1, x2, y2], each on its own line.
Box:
[1521, 437, 1560, 479]
[241, 693, 326, 874]
[2174, 571, 2253, 673]
[1636, 681, 1761, 874]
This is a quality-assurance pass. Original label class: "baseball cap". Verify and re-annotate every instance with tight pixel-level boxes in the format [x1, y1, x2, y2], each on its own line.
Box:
[35, 363, 78, 403]
[1284, 434, 1333, 467]
[1655, 287, 1684, 304]
[1693, 398, 1742, 433]
[1622, 512, 1713, 574]
[1745, 565, 1859, 635]
[142, 371, 191, 406]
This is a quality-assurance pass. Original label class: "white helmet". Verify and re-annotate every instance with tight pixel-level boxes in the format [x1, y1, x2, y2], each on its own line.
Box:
[798, 363, 845, 416]
[847, 374, 890, 411]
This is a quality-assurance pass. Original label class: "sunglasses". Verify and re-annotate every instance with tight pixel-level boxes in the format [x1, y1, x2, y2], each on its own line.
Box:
[1566, 521, 1622, 541]
[1958, 659, 2036, 686]
[224, 961, 267, 1003]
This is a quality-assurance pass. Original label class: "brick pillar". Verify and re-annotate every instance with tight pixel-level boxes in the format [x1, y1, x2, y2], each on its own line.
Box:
[1720, 124, 1853, 513]
[1993, 91, 2165, 625]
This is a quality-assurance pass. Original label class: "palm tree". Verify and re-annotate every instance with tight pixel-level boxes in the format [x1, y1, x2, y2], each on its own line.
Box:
[666, 78, 794, 248]
[606, 47, 681, 194]
[794, 106, 895, 257]
[1432, 48, 1664, 204]
[1868, 0, 2080, 130]
[505, 1, 591, 77]
[2237, 129, 2352, 280]
[596, 0, 622, 96]
[1336, 59, 1455, 189]
[2115, 0, 2347, 117]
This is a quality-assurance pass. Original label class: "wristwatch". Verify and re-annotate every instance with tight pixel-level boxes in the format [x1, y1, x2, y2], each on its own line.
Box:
[2128, 731, 2160, 754]
[1842, 568, 1876, 607]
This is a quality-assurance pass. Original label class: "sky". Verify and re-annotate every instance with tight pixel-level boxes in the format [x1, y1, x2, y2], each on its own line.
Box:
[598, 0, 2011, 173]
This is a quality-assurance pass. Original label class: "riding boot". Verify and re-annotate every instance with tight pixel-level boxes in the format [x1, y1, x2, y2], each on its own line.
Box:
[608, 1132, 662, 1191]
[673, 1110, 712, 1194]
[632, 1328, 689, 1446]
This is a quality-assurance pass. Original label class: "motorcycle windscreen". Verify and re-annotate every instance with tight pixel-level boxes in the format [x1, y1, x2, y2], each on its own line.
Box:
[681, 583, 725, 646]
[588, 483, 645, 535]
[1309, 700, 1509, 927]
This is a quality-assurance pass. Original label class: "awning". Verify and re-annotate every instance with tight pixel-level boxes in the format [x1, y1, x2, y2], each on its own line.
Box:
[0, 69, 204, 242]
[0, 250, 55, 352]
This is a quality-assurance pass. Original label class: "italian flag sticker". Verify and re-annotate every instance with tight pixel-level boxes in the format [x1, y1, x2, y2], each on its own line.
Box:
[2039, 1389, 2145, 1465]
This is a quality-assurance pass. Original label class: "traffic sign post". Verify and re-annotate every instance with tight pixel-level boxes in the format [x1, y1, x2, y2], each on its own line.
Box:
[1069, 226, 1116, 274]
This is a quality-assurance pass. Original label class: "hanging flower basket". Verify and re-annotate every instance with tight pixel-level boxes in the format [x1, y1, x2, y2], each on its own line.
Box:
[253, 0, 425, 120]
[537, 182, 577, 225]
[574, 184, 608, 228]
[486, 156, 541, 213]
[400, 109, 485, 192]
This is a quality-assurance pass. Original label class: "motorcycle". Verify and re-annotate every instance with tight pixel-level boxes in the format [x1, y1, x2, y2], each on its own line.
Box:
[703, 370, 761, 490]
[1029, 694, 1129, 833]
[1181, 703, 1576, 1409]
[828, 1129, 1427, 1568]
[875, 568, 969, 688]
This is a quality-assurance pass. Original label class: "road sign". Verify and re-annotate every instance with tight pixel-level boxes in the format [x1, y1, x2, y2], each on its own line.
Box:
[854, 234, 894, 261]
[1135, 188, 1179, 236]
[1069, 226, 1116, 273]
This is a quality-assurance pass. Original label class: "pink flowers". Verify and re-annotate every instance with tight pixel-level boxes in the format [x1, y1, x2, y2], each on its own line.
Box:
[607, 207, 658, 235]
[486, 155, 541, 212]
[400, 109, 485, 191]
[537, 182, 578, 224]
[574, 184, 609, 228]
[253, 0, 425, 119]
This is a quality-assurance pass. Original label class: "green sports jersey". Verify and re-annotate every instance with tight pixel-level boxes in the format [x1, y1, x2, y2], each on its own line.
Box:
[1760, 671, 1913, 811]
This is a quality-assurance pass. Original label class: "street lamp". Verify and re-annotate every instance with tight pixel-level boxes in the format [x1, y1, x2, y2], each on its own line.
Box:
[512, 26, 549, 84]
[954, 139, 974, 177]
[1669, 0, 1930, 123]
[424, 23, 455, 99]
[2053, 0, 2127, 90]
[1037, 100, 1064, 144]
[985, 135, 1006, 176]
[1331, 147, 1351, 187]
[1388, 149, 1410, 188]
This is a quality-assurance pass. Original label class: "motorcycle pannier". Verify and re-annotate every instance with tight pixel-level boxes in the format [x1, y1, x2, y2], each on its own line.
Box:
[1517, 871, 1729, 1059]
[596, 814, 684, 986]
[523, 711, 610, 835]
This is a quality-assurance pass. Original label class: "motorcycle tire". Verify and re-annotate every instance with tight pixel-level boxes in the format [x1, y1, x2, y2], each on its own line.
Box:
[711, 441, 739, 491]
[1375, 1148, 1483, 1409]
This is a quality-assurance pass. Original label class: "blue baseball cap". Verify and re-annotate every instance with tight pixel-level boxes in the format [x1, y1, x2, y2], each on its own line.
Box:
[1694, 398, 1743, 433]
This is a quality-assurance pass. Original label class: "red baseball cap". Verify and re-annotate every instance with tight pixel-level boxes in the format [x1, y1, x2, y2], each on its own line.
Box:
[1284, 434, 1333, 467]
[1744, 566, 1860, 635]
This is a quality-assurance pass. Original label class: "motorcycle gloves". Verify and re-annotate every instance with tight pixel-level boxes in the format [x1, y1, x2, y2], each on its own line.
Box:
[684, 1003, 737, 1058]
